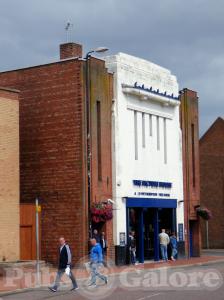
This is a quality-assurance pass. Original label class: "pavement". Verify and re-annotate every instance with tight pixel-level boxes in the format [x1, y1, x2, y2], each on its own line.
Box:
[0, 250, 223, 300]
[202, 249, 224, 256]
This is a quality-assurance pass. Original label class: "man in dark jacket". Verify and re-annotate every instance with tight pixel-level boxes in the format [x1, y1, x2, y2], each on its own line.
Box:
[49, 237, 78, 292]
[128, 231, 137, 265]
[100, 232, 108, 257]
[92, 229, 100, 243]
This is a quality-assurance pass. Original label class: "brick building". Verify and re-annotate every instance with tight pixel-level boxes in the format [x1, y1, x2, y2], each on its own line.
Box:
[0, 42, 201, 264]
[0, 43, 113, 265]
[200, 117, 224, 248]
[180, 89, 201, 257]
[0, 87, 20, 261]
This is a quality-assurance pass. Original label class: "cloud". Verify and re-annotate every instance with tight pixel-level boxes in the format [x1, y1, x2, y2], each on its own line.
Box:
[0, 0, 223, 135]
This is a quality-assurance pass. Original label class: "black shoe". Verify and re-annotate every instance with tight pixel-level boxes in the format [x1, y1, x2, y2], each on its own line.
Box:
[48, 287, 57, 292]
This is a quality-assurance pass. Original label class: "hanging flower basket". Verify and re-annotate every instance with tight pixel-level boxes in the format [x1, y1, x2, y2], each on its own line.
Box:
[91, 202, 113, 223]
[195, 206, 212, 220]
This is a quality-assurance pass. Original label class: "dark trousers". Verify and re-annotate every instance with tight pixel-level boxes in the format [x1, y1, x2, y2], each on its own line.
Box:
[53, 268, 78, 290]
[102, 249, 107, 267]
[102, 248, 107, 257]
[130, 248, 136, 264]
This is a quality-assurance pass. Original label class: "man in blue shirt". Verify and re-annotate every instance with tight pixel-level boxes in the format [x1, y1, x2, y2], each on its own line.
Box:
[88, 238, 108, 288]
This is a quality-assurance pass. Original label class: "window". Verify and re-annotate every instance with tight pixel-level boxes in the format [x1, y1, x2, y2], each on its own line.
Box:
[163, 118, 167, 164]
[156, 116, 160, 150]
[97, 101, 102, 181]
[191, 123, 196, 187]
[149, 114, 152, 136]
[142, 113, 146, 148]
[134, 111, 138, 160]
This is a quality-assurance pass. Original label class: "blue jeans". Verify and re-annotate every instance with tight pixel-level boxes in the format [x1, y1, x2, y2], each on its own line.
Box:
[90, 263, 107, 285]
[130, 249, 136, 264]
[160, 244, 168, 261]
[171, 247, 178, 259]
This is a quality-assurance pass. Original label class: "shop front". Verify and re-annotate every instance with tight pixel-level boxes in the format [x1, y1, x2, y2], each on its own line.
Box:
[105, 52, 185, 265]
[126, 198, 177, 262]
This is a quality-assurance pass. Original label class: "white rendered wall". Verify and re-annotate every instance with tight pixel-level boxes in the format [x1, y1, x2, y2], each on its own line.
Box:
[105, 53, 184, 245]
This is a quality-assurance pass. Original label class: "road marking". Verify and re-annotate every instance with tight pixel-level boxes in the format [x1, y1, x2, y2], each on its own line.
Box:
[137, 293, 163, 300]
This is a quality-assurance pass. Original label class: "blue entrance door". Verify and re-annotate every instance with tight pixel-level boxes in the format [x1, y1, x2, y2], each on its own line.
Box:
[138, 209, 144, 263]
[153, 209, 160, 261]
[138, 208, 159, 262]
[126, 198, 177, 263]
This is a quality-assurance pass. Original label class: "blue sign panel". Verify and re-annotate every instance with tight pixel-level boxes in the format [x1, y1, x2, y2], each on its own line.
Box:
[133, 180, 172, 189]
[126, 197, 177, 208]
[178, 223, 184, 241]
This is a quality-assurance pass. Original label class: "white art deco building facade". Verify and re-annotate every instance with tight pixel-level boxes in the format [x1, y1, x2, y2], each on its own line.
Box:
[105, 53, 184, 263]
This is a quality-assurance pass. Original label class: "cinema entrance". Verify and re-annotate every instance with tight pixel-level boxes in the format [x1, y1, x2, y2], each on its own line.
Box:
[126, 198, 177, 262]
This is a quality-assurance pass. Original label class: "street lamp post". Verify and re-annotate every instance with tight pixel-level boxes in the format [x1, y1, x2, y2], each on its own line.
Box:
[84, 47, 109, 238]
[35, 197, 40, 286]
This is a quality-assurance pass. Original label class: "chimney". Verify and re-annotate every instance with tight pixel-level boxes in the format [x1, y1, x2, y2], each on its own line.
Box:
[60, 42, 83, 60]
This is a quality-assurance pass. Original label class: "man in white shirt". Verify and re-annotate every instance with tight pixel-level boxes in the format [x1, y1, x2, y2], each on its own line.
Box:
[159, 229, 170, 261]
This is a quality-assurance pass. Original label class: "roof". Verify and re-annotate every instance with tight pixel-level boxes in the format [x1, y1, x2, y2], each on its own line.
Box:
[104, 52, 178, 98]
[200, 117, 224, 144]
[0, 87, 20, 101]
[0, 87, 20, 93]
[0, 57, 80, 74]
[105, 52, 173, 75]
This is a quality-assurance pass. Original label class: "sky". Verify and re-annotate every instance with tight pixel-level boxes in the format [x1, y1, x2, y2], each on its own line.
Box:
[0, 0, 223, 136]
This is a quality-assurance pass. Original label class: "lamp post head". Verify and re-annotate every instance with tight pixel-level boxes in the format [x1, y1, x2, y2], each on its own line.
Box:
[94, 47, 109, 53]
[85, 47, 109, 59]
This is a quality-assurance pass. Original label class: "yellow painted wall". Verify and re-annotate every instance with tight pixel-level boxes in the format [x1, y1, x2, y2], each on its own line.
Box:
[0, 92, 19, 261]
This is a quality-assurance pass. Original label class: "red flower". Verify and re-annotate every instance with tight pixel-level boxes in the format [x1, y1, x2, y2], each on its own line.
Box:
[91, 202, 113, 223]
[196, 206, 212, 220]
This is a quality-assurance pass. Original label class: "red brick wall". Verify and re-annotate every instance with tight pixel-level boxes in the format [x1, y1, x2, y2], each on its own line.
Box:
[0, 55, 114, 264]
[0, 87, 19, 100]
[60, 43, 83, 59]
[200, 118, 224, 248]
[88, 58, 113, 259]
[180, 88, 201, 257]
[0, 60, 88, 265]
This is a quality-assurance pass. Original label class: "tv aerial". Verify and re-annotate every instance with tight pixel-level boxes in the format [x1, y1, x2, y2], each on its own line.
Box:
[65, 21, 74, 43]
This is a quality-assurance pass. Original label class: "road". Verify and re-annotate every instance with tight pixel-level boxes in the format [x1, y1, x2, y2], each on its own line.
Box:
[1, 261, 224, 300]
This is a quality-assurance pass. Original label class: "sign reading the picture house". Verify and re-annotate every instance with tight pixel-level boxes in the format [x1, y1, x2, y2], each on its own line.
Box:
[133, 179, 172, 197]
